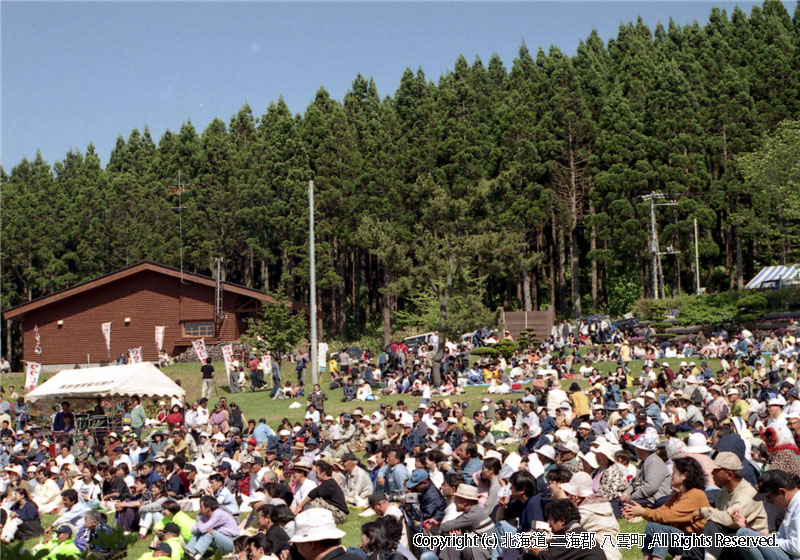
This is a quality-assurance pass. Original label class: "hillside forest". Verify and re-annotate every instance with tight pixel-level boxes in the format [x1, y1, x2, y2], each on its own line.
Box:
[3, 2, 800, 356]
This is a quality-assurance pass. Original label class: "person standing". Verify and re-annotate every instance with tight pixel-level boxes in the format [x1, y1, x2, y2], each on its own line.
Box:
[270, 354, 282, 399]
[130, 396, 147, 438]
[200, 359, 215, 399]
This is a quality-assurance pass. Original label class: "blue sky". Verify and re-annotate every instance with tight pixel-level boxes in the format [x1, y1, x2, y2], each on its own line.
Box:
[2, 1, 791, 169]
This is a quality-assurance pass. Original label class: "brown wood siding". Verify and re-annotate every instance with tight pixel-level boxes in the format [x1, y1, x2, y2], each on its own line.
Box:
[21, 270, 253, 365]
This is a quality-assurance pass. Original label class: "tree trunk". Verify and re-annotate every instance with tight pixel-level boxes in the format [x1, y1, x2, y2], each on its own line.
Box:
[725, 222, 734, 291]
[382, 269, 393, 346]
[548, 226, 556, 310]
[556, 222, 567, 317]
[589, 200, 598, 311]
[569, 227, 581, 318]
[735, 228, 744, 290]
[282, 247, 294, 301]
[522, 270, 532, 312]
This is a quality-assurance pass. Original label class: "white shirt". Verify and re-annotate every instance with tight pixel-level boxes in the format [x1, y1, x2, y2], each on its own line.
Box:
[72, 479, 101, 503]
[777, 489, 800, 555]
[55, 454, 76, 468]
[291, 477, 317, 508]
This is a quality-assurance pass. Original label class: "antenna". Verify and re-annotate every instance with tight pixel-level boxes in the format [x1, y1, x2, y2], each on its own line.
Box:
[214, 257, 224, 326]
[169, 172, 199, 283]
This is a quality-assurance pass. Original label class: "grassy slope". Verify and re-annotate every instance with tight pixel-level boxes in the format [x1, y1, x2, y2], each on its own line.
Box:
[4, 355, 725, 557]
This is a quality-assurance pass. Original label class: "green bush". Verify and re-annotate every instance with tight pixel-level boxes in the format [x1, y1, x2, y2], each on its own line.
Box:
[471, 347, 499, 358]
[492, 339, 520, 359]
[654, 333, 676, 340]
[737, 294, 768, 310]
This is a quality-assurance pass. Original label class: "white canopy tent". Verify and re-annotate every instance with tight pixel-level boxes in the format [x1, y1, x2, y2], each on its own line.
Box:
[25, 362, 185, 403]
[745, 264, 800, 289]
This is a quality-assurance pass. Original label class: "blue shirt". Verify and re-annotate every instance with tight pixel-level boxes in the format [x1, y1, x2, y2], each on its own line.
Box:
[253, 423, 273, 444]
[462, 458, 482, 485]
[386, 464, 410, 494]
[216, 486, 240, 516]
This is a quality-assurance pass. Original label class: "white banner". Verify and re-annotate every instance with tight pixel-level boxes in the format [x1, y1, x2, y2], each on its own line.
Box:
[128, 347, 143, 364]
[221, 344, 234, 373]
[101, 322, 112, 352]
[155, 326, 165, 352]
[25, 362, 42, 391]
[261, 353, 271, 373]
[192, 338, 208, 362]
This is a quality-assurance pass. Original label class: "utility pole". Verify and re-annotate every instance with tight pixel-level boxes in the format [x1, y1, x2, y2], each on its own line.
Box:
[642, 192, 679, 299]
[694, 218, 701, 294]
[647, 194, 659, 299]
[309, 180, 318, 385]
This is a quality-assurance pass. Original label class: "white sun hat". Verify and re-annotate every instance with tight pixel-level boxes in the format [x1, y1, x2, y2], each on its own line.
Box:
[290, 508, 346, 542]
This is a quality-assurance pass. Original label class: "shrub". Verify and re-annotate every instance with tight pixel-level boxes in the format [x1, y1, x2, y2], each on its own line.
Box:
[471, 347, 499, 358]
[654, 333, 676, 340]
[737, 294, 768, 310]
[492, 339, 520, 359]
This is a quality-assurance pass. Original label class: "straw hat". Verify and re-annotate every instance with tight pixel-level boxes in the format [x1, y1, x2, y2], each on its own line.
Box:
[453, 483, 480, 501]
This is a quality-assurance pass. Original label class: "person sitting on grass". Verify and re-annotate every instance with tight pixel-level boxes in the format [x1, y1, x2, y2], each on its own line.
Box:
[184, 495, 240, 560]
[524, 499, 607, 560]
[623, 456, 710, 560]
[153, 500, 194, 544]
[33, 524, 81, 560]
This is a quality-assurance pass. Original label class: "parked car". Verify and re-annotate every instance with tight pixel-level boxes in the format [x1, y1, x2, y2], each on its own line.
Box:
[403, 333, 433, 353]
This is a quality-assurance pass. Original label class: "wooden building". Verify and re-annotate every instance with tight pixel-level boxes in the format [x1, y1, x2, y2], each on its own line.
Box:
[3, 261, 301, 369]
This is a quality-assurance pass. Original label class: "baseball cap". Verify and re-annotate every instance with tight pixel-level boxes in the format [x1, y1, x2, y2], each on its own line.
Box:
[406, 469, 429, 489]
[712, 452, 742, 471]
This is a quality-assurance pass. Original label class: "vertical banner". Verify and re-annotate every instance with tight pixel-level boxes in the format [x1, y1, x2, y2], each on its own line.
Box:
[155, 326, 165, 352]
[25, 362, 42, 391]
[101, 322, 112, 356]
[318, 341, 328, 372]
[221, 344, 234, 374]
[128, 347, 143, 364]
[192, 338, 208, 362]
[34, 325, 42, 356]
[261, 352, 271, 374]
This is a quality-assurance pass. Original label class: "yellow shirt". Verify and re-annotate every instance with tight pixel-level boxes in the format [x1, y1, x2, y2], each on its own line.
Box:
[570, 391, 591, 418]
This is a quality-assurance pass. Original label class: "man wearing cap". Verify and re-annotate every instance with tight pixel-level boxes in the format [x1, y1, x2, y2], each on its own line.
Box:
[555, 442, 583, 475]
[337, 415, 357, 444]
[293, 460, 349, 523]
[727, 388, 750, 419]
[618, 434, 671, 513]
[732, 469, 800, 560]
[432, 484, 493, 560]
[288, 508, 360, 560]
[290, 458, 318, 510]
[33, 524, 81, 560]
[406, 468, 446, 525]
[399, 417, 421, 455]
[340, 453, 372, 508]
[681, 452, 767, 560]
[642, 392, 663, 433]
[576, 423, 596, 455]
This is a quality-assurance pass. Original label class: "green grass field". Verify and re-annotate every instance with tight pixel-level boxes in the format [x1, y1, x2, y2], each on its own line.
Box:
[3, 354, 724, 557]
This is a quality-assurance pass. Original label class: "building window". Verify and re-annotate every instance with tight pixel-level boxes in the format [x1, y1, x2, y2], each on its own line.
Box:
[183, 321, 215, 338]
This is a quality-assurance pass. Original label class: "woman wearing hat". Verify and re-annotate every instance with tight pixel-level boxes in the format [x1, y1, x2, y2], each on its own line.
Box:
[561, 472, 621, 560]
[593, 444, 628, 504]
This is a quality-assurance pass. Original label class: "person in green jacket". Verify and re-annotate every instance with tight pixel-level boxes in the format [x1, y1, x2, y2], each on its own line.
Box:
[154, 500, 194, 543]
[33, 525, 81, 560]
[131, 396, 148, 438]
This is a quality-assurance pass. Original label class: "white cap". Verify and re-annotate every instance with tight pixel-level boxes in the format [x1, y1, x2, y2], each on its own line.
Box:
[535, 445, 556, 461]
[769, 396, 787, 407]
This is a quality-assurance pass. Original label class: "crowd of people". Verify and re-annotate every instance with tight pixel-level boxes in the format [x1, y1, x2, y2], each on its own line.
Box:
[1, 318, 800, 560]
